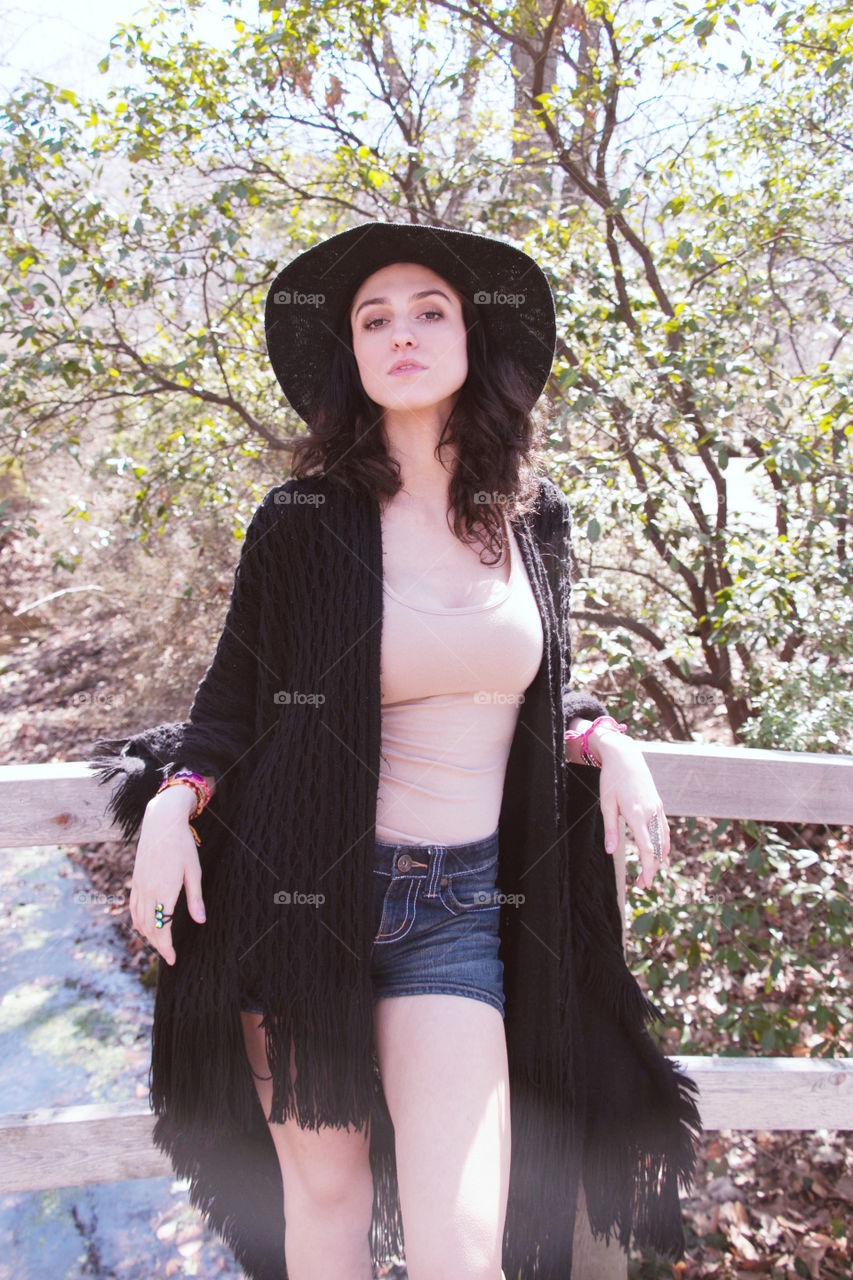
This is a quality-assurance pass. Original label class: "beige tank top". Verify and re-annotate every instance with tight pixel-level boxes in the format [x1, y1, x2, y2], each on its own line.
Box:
[376, 507, 544, 845]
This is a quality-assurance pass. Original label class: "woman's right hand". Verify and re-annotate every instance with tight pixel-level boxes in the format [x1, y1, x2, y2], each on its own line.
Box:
[130, 784, 207, 967]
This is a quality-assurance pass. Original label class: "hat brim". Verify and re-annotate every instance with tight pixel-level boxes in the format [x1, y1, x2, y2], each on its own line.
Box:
[264, 221, 557, 425]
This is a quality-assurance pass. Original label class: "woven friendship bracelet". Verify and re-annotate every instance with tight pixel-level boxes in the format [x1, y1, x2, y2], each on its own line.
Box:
[156, 770, 211, 817]
[564, 715, 627, 767]
[155, 770, 211, 847]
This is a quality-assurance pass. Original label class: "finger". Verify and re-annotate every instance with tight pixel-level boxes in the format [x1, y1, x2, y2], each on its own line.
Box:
[655, 811, 671, 867]
[633, 857, 650, 891]
[631, 810, 662, 887]
[145, 900, 177, 966]
[599, 793, 621, 856]
[183, 861, 206, 925]
[646, 809, 668, 872]
[651, 798, 671, 864]
[636, 847, 657, 890]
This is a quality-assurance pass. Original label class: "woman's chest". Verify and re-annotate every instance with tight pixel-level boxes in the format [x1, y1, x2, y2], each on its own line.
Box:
[379, 503, 512, 611]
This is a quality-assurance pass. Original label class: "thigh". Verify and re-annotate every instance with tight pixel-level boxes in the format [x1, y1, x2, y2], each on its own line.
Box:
[240, 1011, 374, 1218]
[372, 993, 510, 1279]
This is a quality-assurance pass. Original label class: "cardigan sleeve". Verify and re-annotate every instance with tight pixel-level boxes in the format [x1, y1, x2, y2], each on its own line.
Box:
[547, 480, 610, 728]
[165, 491, 274, 791]
[86, 487, 282, 842]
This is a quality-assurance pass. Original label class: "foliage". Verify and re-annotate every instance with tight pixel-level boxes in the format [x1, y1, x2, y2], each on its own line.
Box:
[2, 0, 849, 747]
[632, 817, 851, 1059]
[0, 0, 850, 1068]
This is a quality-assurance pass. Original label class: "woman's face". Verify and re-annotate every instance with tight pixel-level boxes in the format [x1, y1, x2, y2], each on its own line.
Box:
[348, 261, 468, 417]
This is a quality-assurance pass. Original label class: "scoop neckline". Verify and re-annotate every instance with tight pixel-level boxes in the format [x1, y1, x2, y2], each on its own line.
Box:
[382, 510, 517, 614]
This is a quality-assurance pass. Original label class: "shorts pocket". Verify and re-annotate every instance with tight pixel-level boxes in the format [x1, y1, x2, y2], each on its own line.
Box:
[440, 854, 501, 915]
[373, 873, 419, 942]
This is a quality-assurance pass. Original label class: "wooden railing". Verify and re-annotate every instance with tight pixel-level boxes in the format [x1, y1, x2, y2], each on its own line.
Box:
[1, 743, 851, 1276]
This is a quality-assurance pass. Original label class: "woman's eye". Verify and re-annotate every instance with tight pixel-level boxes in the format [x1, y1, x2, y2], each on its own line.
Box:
[362, 308, 444, 331]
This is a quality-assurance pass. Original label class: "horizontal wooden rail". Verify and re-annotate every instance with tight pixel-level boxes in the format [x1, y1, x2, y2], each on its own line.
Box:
[1, 744, 850, 1205]
[2, 1057, 850, 1194]
[0, 1102, 173, 1193]
[675, 1055, 853, 1130]
[0, 742, 851, 849]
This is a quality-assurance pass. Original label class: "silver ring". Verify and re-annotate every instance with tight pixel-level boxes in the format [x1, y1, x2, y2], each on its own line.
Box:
[647, 812, 664, 862]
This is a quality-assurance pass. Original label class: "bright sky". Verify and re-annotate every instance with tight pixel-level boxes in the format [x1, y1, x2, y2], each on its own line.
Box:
[0, 0, 244, 95]
[1, 0, 143, 94]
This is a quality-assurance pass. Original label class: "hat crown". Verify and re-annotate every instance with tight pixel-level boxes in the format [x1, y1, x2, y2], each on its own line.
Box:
[264, 221, 556, 424]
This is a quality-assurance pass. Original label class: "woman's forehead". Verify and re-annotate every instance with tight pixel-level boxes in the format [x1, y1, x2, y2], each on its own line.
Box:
[350, 260, 458, 307]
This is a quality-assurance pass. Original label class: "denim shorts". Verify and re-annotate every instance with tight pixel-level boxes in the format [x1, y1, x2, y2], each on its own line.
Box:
[369, 825, 505, 1019]
[241, 826, 505, 1020]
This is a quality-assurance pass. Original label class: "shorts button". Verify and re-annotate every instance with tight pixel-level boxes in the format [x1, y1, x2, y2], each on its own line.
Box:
[440, 876, 448, 887]
[397, 853, 413, 872]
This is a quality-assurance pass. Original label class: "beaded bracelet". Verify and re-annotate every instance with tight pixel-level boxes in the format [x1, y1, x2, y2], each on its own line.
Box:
[565, 715, 627, 767]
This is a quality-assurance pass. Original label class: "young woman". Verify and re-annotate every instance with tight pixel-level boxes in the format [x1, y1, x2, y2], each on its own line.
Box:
[92, 221, 701, 1280]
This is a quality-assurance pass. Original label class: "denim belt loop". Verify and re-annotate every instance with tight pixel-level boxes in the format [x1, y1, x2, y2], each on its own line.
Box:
[425, 846, 447, 899]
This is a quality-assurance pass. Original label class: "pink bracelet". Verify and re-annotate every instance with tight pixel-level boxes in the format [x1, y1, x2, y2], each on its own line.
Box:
[565, 715, 627, 767]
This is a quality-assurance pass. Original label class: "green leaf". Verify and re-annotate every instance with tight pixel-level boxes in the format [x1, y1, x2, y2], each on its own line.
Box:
[632, 911, 658, 936]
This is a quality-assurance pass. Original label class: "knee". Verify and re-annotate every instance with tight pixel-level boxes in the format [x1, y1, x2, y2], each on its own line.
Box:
[284, 1152, 374, 1227]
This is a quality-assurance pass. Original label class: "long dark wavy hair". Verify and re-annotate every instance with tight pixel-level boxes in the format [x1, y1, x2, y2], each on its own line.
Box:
[286, 266, 551, 566]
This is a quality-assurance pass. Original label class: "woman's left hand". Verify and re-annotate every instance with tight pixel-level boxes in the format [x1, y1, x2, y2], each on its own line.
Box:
[596, 733, 671, 890]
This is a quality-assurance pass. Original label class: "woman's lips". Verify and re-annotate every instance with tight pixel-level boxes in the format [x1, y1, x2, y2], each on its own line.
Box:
[388, 363, 426, 375]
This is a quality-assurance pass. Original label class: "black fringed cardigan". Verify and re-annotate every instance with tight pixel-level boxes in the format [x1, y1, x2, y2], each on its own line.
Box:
[88, 472, 702, 1280]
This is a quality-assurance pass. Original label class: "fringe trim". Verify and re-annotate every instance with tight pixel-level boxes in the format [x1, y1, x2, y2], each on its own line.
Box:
[150, 1064, 406, 1280]
[562, 751, 704, 1263]
[261, 983, 380, 1132]
[150, 1110, 286, 1280]
[576, 981, 703, 1261]
[583, 1060, 702, 1257]
[87, 722, 186, 841]
[502, 1057, 581, 1280]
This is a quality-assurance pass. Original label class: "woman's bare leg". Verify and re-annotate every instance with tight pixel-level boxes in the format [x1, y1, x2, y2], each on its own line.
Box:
[240, 1011, 375, 1280]
[373, 993, 511, 1280]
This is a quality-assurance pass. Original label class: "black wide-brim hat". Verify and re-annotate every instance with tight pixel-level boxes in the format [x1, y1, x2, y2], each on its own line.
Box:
[264, 220, 557, 425]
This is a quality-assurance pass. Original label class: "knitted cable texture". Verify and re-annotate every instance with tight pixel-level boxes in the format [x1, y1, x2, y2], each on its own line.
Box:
[88, 472, 702, 1280]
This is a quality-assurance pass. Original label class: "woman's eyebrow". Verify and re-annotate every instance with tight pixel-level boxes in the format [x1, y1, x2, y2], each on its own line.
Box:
[352, 288, 452, 319]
